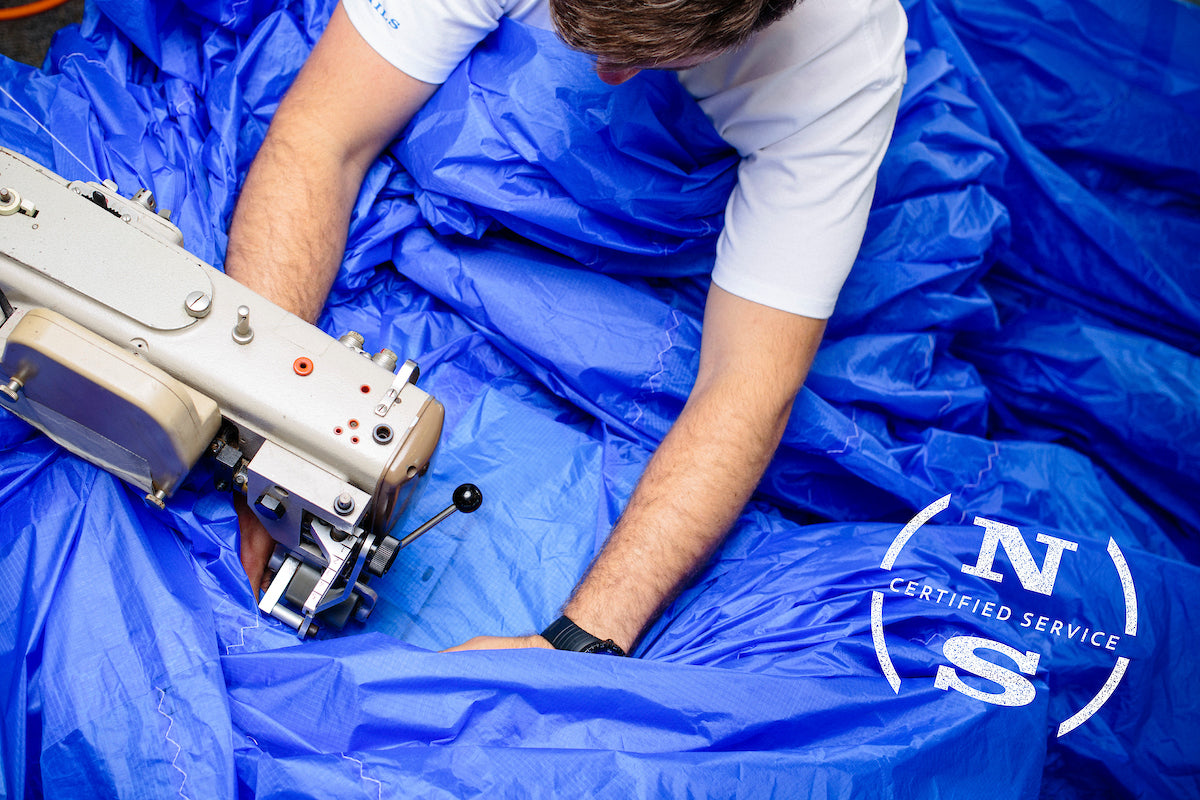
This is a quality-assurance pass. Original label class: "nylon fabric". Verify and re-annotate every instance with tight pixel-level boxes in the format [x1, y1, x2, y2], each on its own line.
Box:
[0, 0, 1197, 796]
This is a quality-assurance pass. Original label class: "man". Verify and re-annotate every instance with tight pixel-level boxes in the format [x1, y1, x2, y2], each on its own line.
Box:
[228, 0, 906, 656]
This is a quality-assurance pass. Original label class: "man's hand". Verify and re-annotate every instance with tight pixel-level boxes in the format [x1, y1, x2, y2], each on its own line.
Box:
[443, 635, 553, 652]
[236, 499, 275, 595]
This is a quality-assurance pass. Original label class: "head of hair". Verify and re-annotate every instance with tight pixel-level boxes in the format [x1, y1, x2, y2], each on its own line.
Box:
[549, 0, 800, 68]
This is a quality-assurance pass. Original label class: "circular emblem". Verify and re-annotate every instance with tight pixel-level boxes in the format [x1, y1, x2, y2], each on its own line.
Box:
[871, 494, 1138, 737]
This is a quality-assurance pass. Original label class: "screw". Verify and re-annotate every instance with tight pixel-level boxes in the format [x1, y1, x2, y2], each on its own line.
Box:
[334, 491, 355, 516]
[185, 290, 212, 318]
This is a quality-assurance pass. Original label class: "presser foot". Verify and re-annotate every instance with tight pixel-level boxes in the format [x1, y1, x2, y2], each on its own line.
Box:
[257, 546, 379, 637]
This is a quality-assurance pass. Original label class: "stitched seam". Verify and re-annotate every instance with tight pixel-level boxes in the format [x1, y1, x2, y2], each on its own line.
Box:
[156, 688, 191, 799]
[826, 408, 863, 456]
[962, 442, 1001, 491]
[632, 309, 681, 430]
[341, 753, 383, 800]
[225, 610, 261, 654]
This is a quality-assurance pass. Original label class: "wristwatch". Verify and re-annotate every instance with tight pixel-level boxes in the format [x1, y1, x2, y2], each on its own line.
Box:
[541, 615, 627, 656]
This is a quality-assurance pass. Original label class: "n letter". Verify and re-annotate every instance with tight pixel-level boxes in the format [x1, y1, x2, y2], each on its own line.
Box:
[961, 517, 1078, 596]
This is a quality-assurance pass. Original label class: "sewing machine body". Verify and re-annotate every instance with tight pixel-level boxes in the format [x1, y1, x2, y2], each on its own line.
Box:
[0, 147, 446, 635]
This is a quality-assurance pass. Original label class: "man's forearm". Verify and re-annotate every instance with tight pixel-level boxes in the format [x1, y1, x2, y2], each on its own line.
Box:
[562, 287, 826, 653]
[224, 123, 370, 585]
[225, 3, 439, 586]
[226, 132, 360, 322]
[225, 3, 437, 322]
[562, 371, 792, 652]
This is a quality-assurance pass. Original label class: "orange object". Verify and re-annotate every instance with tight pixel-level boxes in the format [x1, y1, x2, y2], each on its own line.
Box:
[0, 0, 73, 21]
[292, 356, 313, 376]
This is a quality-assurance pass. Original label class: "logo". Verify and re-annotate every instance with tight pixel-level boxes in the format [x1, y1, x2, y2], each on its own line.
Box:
[871, 494, 1138, 737]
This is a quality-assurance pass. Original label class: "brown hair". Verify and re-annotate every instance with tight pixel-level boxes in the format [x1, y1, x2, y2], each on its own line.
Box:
[549, 0, 799, 68]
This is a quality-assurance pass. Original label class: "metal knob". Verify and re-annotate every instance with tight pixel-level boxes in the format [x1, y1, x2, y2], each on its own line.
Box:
[366, 534, 401, 577]
[372, 348, 398, 371]
[0, 187, 19, 216]
[232, 305, 254, 344]
[0, 376, 23, 402]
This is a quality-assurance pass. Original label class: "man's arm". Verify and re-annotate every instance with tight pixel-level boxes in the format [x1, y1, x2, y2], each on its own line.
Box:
[226, 3, 436, 322]
[447, 284, 825, 653]
[227, 2, 438, 586]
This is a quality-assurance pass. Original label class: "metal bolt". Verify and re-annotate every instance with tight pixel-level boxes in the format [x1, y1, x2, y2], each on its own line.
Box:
[255, 492, 286, 520]
[0, 188, 9, 203]
[185, 290, 212, 318]
[145, 487, 167, 510]
[334, 491, 355, 516]
[232, 305, 254, 344]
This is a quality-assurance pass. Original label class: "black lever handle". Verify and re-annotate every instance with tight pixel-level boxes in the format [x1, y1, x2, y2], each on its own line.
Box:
[367, 484, 483, 577]
[399, 483, 482, 549]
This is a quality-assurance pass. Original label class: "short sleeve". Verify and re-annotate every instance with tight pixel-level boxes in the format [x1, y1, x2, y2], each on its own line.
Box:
[342, 0, 514, 84]
[680, 0, 908, 319]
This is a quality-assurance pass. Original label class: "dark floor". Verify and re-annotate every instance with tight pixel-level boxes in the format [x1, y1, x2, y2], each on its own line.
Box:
[0, 0, 86, 68]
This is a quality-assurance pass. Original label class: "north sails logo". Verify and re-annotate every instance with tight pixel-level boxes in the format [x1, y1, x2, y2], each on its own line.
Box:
[872, 494, 1138, 737]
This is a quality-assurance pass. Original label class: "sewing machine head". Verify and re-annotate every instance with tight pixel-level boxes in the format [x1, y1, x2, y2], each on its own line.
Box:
[0, 147, 475, 637]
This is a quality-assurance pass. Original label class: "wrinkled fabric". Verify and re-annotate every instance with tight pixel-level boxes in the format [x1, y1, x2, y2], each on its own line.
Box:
[0, 0, 1197, 796]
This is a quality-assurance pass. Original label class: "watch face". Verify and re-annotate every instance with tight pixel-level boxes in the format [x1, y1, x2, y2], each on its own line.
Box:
[583, 639, 626, 656]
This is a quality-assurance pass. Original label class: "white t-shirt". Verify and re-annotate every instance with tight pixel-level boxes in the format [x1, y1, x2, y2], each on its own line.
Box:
[343, 0, 907, 319]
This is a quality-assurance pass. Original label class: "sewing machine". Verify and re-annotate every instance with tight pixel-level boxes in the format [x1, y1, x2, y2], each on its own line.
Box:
[0, 147, 478, 637]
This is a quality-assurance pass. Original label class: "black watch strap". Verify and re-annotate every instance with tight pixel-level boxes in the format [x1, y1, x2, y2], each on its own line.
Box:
[541, 615, 627, 656]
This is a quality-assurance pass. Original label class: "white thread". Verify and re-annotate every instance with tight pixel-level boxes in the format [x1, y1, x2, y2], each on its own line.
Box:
[0, 84, 104, 182]
[825, 408, 863, 456]
[156, 688, 192, 799]
[961, 442, 1000, 490]
[631, 308, 680, 429]
[225, 610, 261, 654]
[341, 753, 383, 800]
[646, 309, 679, 395]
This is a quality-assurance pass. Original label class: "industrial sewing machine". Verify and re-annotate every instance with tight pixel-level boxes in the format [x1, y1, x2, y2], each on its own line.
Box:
[0, 146, 479, 637]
